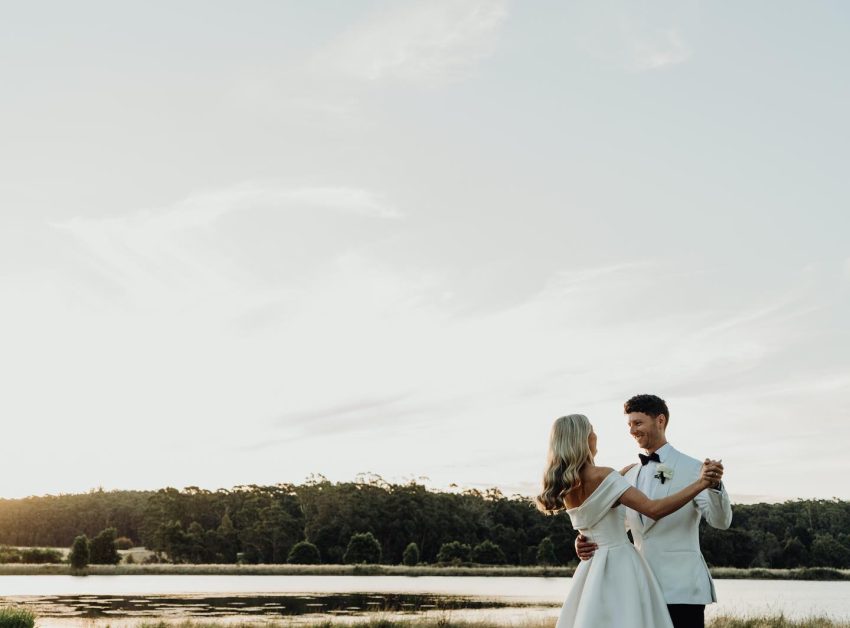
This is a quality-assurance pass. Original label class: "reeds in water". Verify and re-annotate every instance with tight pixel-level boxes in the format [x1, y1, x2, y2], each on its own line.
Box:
[0, 608, 35, 628]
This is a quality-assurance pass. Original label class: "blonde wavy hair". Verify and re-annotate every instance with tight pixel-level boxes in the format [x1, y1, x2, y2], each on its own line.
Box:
[535, 414, 594, 514]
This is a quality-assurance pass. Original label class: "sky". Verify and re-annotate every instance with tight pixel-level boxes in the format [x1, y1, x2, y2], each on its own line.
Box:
[1, 1, 848, 502]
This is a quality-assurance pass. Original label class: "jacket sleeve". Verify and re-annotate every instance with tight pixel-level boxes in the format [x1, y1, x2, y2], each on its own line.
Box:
[694, 483, 733, 529]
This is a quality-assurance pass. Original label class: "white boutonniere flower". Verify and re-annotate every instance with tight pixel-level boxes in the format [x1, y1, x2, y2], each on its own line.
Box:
[654, 464, 673, 484]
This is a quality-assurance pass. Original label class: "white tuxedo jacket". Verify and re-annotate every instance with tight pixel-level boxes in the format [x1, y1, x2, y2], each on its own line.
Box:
[623, 445, 732, 605]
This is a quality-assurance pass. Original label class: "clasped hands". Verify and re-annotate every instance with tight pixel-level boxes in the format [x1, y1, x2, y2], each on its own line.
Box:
[700, 459, 724, 489]
[575, 459, 726, 561]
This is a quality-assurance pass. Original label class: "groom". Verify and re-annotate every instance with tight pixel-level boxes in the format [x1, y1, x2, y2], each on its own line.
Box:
[576, 394, 733, 628]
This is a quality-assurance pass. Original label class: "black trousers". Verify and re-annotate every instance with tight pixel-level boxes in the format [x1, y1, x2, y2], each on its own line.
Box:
[667, 604, 705, 628]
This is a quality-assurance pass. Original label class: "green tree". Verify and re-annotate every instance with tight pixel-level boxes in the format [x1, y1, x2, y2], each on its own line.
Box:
[186, 521, 208, 563]
[89, 527, 120, 565]
[749, 531, 783, 568]
[20, 548, 63, 564]
[230, 486, 304, 564]
[343, 531, 382, 564]
[216, 512, 239, 563]
[158, 520, 192, 563]
[436, 541, 471, 564]
[239, 502, 302, 564]
[471, 540, 507, 564]
[700, 526, 757, 568]
[0, 547, 22, 563]
[69, 534, 90, 569]
[781, 536, 809, 568]
[789, 525, 813, 548]
[536, 537, 558, 565]
[287, 541, 321, 564]
[810, 533, 850, 568]
[402, 542, 420, 566]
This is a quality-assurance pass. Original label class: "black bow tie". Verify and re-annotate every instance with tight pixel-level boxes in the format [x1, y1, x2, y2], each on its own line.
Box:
[639, 452, 661, 466]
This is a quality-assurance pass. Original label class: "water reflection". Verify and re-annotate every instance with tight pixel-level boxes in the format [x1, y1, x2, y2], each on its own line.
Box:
[2, 577, 849, 626]
[1, 593, 525, 621]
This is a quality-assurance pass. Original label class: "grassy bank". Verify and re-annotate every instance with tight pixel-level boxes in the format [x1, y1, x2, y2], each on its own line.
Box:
[3, 608, 848, 628]
[135, 617, 850, 628]
[0, 607, 35, 628]
[0, 563, 848, 580]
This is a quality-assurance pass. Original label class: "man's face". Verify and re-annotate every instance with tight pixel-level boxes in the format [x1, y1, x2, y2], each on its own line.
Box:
[627, 411, 666, 451]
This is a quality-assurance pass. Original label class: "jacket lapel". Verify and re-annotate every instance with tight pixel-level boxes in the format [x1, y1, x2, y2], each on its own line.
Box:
[643, 446, 681, 534]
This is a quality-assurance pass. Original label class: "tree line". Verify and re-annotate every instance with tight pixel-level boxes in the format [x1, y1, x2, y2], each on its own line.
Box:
[0, 475, 847, 568]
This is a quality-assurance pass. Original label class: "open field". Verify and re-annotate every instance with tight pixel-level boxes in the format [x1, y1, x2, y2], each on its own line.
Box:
[0, 563, 848, 580]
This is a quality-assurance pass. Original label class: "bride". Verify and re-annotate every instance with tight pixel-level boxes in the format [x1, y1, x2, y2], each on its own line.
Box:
[536, 414, 722, 628]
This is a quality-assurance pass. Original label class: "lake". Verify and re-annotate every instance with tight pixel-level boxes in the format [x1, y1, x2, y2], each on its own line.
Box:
[1, 576, 849, 627]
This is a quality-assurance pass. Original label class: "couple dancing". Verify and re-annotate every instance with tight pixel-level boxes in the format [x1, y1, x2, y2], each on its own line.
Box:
[537, 394, 732, 628]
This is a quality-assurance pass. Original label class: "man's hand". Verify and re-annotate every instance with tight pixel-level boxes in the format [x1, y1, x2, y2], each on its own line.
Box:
[575, 534, 597, 561]
[701, 458, 724, 489]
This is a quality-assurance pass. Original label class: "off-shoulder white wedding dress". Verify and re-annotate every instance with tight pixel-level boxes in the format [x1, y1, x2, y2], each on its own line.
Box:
[556, 471, 673, 628]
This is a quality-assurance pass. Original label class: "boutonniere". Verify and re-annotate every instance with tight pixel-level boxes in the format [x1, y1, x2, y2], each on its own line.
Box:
[654, 464, 673, 484]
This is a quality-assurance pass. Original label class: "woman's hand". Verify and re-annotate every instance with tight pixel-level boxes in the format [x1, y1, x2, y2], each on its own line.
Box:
[699, 459, 724, 488]
[619, 463, 637, 476]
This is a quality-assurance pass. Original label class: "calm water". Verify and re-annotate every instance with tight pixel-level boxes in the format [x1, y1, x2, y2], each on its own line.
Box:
[1, 576, 848, 626]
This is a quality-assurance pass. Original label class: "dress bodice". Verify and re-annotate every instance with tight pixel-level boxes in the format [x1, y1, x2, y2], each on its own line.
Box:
[566, 471, 632, 549]
[573, 505, 630, 548]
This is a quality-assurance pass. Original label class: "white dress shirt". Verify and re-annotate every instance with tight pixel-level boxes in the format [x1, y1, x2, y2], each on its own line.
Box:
[636, 442, 672, 522]
[636, 442, 672, 499]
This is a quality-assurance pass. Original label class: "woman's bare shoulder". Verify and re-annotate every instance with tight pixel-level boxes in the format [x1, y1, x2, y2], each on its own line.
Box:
[619, 463, 637, 475]
[589, 466, 616, 479]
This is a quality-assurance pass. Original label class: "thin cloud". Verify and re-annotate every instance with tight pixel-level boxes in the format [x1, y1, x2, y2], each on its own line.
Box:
[749, 372, 850, 398]
[628, 27, 691, 71]
[54, 183, 400, 235]
[274, 393, 471, 436]
[247, 394, 467, 451]
[575, 6, 693, 73]
[273, 394, 410, 428]
[49, 183, 401, 303]
[693, 299, 821, 339]
[284, 187, 401, 219]
[320, 0, 508, 84]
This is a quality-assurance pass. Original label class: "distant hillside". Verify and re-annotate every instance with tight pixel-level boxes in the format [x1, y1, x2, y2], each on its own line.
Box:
[1, 477, 848, 568]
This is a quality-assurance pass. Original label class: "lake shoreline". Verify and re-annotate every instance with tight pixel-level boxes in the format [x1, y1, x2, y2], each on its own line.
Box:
[2, 578, 849, 624]
[132, 617, 849, 628]
[0, 564, 848, 580]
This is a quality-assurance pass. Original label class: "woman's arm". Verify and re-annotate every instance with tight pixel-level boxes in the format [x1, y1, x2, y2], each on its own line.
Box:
[618, 461, 719, 520]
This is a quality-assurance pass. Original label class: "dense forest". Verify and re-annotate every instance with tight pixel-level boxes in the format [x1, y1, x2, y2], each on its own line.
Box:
[0, 475, 848, 568]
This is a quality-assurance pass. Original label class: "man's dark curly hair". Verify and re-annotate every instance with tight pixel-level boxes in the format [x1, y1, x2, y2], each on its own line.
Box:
[624, 394, 670, 425]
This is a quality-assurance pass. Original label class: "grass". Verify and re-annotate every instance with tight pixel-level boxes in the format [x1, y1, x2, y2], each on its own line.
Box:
[0, 607, 844, 628]
[132, 616, 850, 628]
[709, 567, 850, 581]
[707, 618, 849, 628]
[0, 607, 35, 628]
[0, 562, 847, 580]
